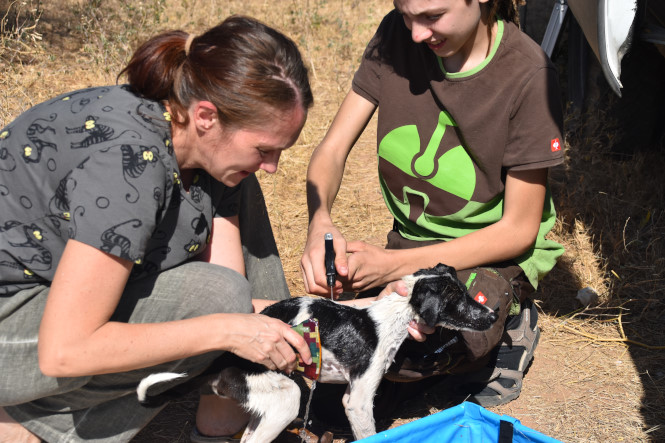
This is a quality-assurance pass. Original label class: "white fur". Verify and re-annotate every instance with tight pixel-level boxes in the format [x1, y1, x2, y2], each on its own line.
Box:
[240, 372, 301, 443]
[346, 292, 417, 438]
[136, 372, 186, 403]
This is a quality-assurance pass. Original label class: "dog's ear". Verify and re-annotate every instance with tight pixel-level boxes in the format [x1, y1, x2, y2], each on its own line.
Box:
[414, 263, 458, 279]
[433, 263, 456, 277]
[442, 264, 459, 280]
[410, 277, 446, 327]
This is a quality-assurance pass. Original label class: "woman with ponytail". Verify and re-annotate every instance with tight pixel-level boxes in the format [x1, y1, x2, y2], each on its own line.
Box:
[0, 16, 312, 442]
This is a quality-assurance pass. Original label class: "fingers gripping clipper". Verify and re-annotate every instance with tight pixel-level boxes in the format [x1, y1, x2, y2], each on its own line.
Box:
[324, 233, 336, 298]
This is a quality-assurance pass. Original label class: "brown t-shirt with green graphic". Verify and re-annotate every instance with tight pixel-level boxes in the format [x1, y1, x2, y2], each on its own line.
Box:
[352, 11, 565, 288]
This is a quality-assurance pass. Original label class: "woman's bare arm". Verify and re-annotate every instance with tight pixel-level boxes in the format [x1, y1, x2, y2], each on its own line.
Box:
[38, 238, 310, 377]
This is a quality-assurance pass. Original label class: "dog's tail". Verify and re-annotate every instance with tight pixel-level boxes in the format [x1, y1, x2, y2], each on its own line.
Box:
[136, 372, 187, 406]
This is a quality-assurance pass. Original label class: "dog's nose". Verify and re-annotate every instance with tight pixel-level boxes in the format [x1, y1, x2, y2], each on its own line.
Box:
[489, 311, 499, 323]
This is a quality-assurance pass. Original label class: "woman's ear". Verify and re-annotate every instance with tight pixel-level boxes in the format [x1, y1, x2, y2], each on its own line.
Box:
[192, 100, 218, 131]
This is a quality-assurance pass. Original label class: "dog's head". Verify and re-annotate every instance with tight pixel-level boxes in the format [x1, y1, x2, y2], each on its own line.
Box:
[403, 263, 498, 331]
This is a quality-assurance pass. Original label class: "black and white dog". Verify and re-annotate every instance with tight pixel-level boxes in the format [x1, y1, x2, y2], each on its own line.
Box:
[137, 263, 497, 442]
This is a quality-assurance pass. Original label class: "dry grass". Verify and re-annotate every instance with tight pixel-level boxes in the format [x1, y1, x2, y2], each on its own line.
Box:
[2, 0, 664, 442]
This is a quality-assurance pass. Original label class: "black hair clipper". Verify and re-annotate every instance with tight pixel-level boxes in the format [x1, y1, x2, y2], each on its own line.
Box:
[324, 233, 336, 298]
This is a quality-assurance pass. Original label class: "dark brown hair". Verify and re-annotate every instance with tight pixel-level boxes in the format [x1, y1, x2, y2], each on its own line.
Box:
[118, 15, 313, 127]
[488, 0, 524, 27]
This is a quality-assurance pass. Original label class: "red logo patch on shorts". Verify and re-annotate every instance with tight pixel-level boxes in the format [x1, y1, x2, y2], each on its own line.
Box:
[551, 138, 561, 152]
[474, 291, 488, 305]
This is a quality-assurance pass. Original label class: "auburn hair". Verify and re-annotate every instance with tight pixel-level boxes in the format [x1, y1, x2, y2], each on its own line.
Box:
[118, 15, 313, 127]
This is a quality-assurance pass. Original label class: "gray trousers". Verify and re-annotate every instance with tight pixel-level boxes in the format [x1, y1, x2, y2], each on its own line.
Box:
[0, 174, 291, 442]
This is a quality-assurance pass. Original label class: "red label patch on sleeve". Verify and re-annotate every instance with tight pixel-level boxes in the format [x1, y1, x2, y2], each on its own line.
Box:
[551, 138, 561, 152]
[474, 292, 488, 305]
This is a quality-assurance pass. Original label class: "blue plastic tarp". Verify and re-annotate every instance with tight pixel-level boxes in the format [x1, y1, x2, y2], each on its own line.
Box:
[357, 402, 561, 443]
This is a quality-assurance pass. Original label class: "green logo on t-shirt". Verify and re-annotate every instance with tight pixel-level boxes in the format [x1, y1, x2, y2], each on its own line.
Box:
[378, 110, 476, 217]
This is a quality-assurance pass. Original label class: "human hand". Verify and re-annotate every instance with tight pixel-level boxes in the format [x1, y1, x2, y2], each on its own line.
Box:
[376, 279, 409, 300]
[300, 224, 348, 297]
[227, 314, 312, 373]
[345, 241, 400, 292]
[406, 320, 435, 342]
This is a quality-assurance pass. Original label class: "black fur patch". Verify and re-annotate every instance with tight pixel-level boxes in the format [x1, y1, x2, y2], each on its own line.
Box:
[261, 297, 302, 322]
[262, 298, 378, 379]
[215, 366, 251, 405]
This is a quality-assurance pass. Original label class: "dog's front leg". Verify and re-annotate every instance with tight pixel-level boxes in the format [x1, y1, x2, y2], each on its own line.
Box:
[344, 375, 381, 440]
[240, 415, 259, 443]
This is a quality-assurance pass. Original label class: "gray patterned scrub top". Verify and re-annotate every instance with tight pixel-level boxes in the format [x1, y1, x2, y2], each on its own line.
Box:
[0, 85, 240, 296]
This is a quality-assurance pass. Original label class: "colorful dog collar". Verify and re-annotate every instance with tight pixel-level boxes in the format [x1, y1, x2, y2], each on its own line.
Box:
[291, 318, 322, 380]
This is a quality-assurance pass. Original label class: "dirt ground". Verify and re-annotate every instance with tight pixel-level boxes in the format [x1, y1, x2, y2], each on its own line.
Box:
[2, 1, 664, 442]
